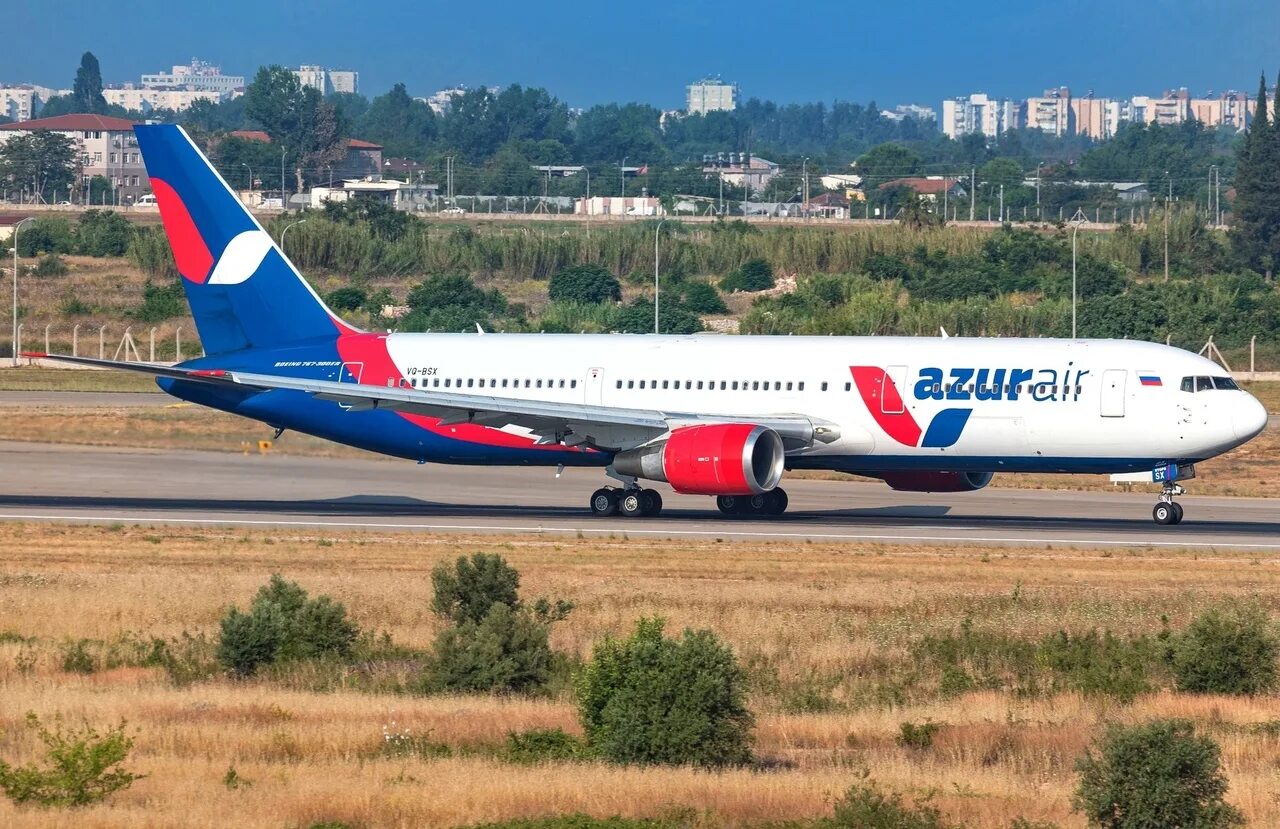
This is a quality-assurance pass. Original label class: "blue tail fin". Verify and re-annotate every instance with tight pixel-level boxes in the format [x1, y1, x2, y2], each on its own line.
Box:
[134, 124, 353, 356]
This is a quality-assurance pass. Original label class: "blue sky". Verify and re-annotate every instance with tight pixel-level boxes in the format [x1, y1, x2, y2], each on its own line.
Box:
[3, 0, 1277, 108]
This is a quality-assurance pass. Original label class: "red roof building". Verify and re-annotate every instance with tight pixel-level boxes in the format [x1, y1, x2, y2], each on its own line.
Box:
[0, 113, 147, 203]
[878, 177, 966, 201]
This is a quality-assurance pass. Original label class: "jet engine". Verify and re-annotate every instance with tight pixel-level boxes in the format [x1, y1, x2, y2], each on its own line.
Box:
[612, 423, 785, 495]
[878, 471, 994, 492]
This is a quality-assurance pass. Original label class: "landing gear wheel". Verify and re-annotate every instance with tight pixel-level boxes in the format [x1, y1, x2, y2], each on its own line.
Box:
[1171, 502, 1184, 524]
[763, 488, 789, 516]
[590, 488, 618, 517]
[716, 495, 742, 515]
[1152, 502, 1175, 525]
[640, 489, 663, 517]
[618, 490, 645, 518]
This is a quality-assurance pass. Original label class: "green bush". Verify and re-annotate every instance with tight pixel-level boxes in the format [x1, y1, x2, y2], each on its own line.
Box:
[548, 264, 621, 305]
[134, 280, 187, 322]
[831, 780, 958, 829]
[680, 280, 728, 314]
[501, 728, 587, 764]
[432, 553, 522, 625]
[33, 253, 68, 277]
[612, 296, 702, 335]
[325, 286, 368, 312]
[15, 217, 74, 256]
[75, 210, 133, 257]
[1169, 604, 1278, 695]
[576, 617, 753, 768]
[1038, 629, 1155, 702]
[719, 258, 774, 292]
[897, 719, 942, 750]
[217, 574, 359, 677]
[402, 272, 508, 331]
[420, 603, 555, 694]
[1073, 719, 1243, 829]
[59, 640, 95, 674]
[0, 713, 142, 807]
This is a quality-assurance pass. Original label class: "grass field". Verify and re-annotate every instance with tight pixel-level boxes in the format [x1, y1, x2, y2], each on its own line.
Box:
[0, 524, 1278, 828]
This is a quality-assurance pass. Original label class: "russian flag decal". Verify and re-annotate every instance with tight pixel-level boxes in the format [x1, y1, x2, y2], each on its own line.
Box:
[1138, 374, 1162, 387]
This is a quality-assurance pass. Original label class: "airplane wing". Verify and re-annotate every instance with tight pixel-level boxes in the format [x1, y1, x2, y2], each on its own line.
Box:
[25, 354, 841, 452]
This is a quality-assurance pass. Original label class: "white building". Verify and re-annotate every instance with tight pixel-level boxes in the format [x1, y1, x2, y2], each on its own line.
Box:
[422, 86, 469, 115]
[0, 85, 71, 122]
[140, 59, 243, 95]
[103, 86, 224, 114]
[328, 70, 358, 95]
[687, 77, 737, 114]
[574, 196, 664, 217]
[941, 93, 1019, 139]
[881, 103, 936, 123]
[293, 65, 328, 94]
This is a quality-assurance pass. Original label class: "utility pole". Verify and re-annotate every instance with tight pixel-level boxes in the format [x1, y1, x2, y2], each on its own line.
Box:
[1036, 161, 1043, 218]
[1069, 209, 1086, 339]
[969, 167, 975, 222]
[280, 148, 287, 212]
[1164, 173, 1171, 282]
[999, 184, 1004, 222]
[653, 219, 665, 334]
[11, 218, 33, 365]
[620, 157, 627, 199]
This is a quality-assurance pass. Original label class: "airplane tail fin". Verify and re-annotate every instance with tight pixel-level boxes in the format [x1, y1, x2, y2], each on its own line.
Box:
[134, 124, 356, 356]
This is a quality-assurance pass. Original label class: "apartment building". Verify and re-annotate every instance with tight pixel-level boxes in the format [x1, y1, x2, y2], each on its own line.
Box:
[0, 113, 147, 201]
[941, 93, 1019, 139]
[687, 77, 738, 114]
[140, 59, 243, 95]
[103, 86, 223, 114]
[328, 70, 358, 95]
[0, 85, 71, 122]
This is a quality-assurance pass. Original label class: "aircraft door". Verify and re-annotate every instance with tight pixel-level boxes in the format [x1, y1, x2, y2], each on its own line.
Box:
[882, 365, 908, 414]
[1100, 369, 1126, 417]
[586, 367, 605, 405]
[337, 362, 363, 410]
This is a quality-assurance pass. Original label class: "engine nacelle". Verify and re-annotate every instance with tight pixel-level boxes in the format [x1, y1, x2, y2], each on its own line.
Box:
[879, 471, 994, 493]
[613, 424, 785, 495]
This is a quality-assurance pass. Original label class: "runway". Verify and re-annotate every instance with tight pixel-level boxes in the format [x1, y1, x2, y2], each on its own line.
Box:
[1, 439, 1278, 549]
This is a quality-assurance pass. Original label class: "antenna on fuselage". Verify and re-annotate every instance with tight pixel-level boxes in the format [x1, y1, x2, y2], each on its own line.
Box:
[940, 327, 950, 338]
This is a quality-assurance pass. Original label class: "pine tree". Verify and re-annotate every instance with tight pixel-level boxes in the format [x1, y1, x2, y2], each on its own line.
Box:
[71, 52, 107, 114]
[1232, 73, 1280, 278]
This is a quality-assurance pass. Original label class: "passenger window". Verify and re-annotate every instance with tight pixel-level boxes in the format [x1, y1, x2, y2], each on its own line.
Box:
[752, 382, 759, 391]
[785, 382, 793, 391]
[571, 380, 577, 389]
[798, 382, 805, 391]
[628, 380, 634, 389]
[844, 382, 852, 392]
[732, 381, 739, 390]
[444, 379, 452, 387]
[719, 381, 726, 390]
[536, 380, 543, 388]
[467, 379, 474, 388]
[524, 379, 531, 388]
[821, 382, 828, 391]
[477, 379, 485, 388]
[774, 382, 782, 391]
[662, 381, 669, 389]
[433, 378, 440, 387]
[934, 383, 942, 394]
[696, 381, 704, 390]
[685, 381, 692, 389]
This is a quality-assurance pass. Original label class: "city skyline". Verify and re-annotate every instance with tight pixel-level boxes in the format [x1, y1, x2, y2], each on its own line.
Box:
[2, 0, 1278, 110]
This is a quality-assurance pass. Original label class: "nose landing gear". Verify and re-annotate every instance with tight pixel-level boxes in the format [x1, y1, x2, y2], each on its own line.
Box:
[1152, 483, 1185, 525]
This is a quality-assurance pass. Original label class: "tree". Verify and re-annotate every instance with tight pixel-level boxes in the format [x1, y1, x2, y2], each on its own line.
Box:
[75, 210, 133, 256]
[217, 574, 359, 677]
[0, 131, 77, 202]
[1169, 604, 1278, 694]
[576, 617, 754, 767]
[71, 52, 108, 114]
[401, 272, 508, 332]
[549, 264, 622, 304]
[1231, 73, 1280, 279]
[355, 83, 436, 159]
[431, 553, 522, 626]
[243, 66, 347, 191]
[854, 143, 922, 182]
[1074, 719, 1243, 829]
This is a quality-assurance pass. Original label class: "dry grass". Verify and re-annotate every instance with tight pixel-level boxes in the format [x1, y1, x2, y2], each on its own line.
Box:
[0, 524, 1279, 827]
[0, 367, 161, 393]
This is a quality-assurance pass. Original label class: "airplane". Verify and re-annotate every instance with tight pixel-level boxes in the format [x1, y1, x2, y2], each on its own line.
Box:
[28, 125, 1268, 526]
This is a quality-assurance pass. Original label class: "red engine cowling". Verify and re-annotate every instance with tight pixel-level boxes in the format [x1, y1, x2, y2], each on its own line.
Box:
[879, 471, 994, 492]
[612, 424, 785, 495]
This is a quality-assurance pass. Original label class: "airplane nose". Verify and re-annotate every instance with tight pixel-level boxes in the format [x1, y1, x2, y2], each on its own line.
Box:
[1232, 393, 1268, 440]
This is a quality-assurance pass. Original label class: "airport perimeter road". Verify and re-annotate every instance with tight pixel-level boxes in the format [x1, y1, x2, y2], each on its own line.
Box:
[0, 440, 1278, 549]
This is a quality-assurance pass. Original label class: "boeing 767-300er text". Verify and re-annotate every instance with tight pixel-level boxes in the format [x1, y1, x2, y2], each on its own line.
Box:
[28, 125, 1269, 525]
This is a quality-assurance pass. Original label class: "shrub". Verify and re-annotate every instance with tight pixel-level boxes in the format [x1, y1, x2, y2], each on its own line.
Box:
[420, 602, 555, 694]
[217, 574, 359, 677]
[15, 217, 74, 256]
[75, 210, 133, 257]
[0, 713, 142, 807]
[501, 728, 587, 764]
[431, 553, 521, 625]
[831, 780, 958, 829]
[134, 280, 187, 322]
[612, 296, 703, 335]
[719, 258, 774, 292]
[680, 280, 728, 314]
[1073, 719, 1243, 829]
[897, 719, 942, 750]
[33, 254, 68, 277]
[59, 640, 95, 674]
[548, 264, 621, 305]
[1169, 604, 1278, 694]
[1038, 629, 1154, 702]
[325, 286, 368, 312]
[576, 617, 753, 768]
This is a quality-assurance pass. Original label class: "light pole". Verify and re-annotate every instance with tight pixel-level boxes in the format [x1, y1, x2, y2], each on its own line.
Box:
[280, 218, 307, 265]
[1036, 161, 1043, 218]
[620, 157, 627, 199]
[653, 218, 666, 334]
[11, 217, 34, 365]
[280, 148, 287, 212]
[1069, 209, 1087, 339]
[242, 163, 254, 194]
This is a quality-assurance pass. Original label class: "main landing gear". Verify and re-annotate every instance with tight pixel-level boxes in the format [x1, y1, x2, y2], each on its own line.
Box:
[716, 488, 789, 517]
[1152, 482, 1186, 525]
[590, 487, 664, 518]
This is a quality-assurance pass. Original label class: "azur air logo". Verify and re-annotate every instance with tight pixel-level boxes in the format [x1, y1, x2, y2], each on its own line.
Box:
[852, 363, 1090, 449]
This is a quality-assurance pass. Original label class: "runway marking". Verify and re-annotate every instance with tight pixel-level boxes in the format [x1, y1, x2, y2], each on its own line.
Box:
[1, 511, 1279, 550]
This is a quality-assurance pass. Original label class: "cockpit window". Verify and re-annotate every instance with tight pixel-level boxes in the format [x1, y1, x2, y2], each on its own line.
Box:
[1181, 375, 1240, 392]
